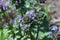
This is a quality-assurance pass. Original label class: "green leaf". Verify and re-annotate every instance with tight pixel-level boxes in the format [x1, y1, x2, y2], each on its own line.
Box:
[3, 29, 11, 39]
[44, 5, 51, 20]
[38, 32, 47, 39]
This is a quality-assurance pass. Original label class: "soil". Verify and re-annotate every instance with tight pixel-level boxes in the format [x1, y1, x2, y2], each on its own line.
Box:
[45, 0, 60, 25]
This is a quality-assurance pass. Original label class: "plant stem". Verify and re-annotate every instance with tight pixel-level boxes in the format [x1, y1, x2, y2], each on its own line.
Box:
[53, 32, 58, 40]
[1, 28, 4, 40]
[36, 25, 39, 40]
[29, 27, 33, 40]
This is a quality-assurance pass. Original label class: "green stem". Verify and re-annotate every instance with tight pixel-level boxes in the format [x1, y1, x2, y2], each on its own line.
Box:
[1, 29, 4, 40]
[36, 25, 39, 40]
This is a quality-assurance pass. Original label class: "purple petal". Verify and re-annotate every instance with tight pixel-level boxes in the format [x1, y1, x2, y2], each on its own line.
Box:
[32, 16, 35, 20]
[0, 1, 2, 6]
[58, 28, 60, 32]
[4, 22, 8, 27]
[28, 10, 35, 20]
[0, 0, 3, 2]
[16, 0, 18, 5]
[51, 25, 57, 31]
[18, 16, 23, 22]
[22, 24, 28, 30]
[5, 1, 9, 6]
[47, 32, 52, 35]
[29, 10, 34, 15]
[2, 6, 7, 11]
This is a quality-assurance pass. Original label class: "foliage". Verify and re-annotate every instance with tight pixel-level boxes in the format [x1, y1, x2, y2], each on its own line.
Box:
[0, 0, 60, 40]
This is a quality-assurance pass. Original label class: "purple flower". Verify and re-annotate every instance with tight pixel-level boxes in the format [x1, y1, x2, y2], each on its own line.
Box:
[22, 24, 28, 30]
[47, 32, 52, 35]
[18, 16, 23, 22]
[29, 10, 35, 20]
[29, 10, 34, 16]
[51, 25, 57, 31]
[2, 6, 7, 11]
[0, 0, 3, 6]
[32, 16, 35, 20]
[5, 1, 9, 6]
[0, 0, 3, 2]
[0, 1, 2, 6]
[58, 28, 60, 32]
[16, 0, 19, 5]
[4, 22, 8, 27]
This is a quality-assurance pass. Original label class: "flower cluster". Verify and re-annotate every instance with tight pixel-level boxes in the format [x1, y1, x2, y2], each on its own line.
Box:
[3, 22, 8, 27]
[51, 25, 58, 31]
[0, 0, 56, 40]
[0, 0, 10, 11]
[28, 10, 35, 20]
[18, 9, 36, 30]
[18, 16, 23, 22]
[16, 0, 19, 5]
